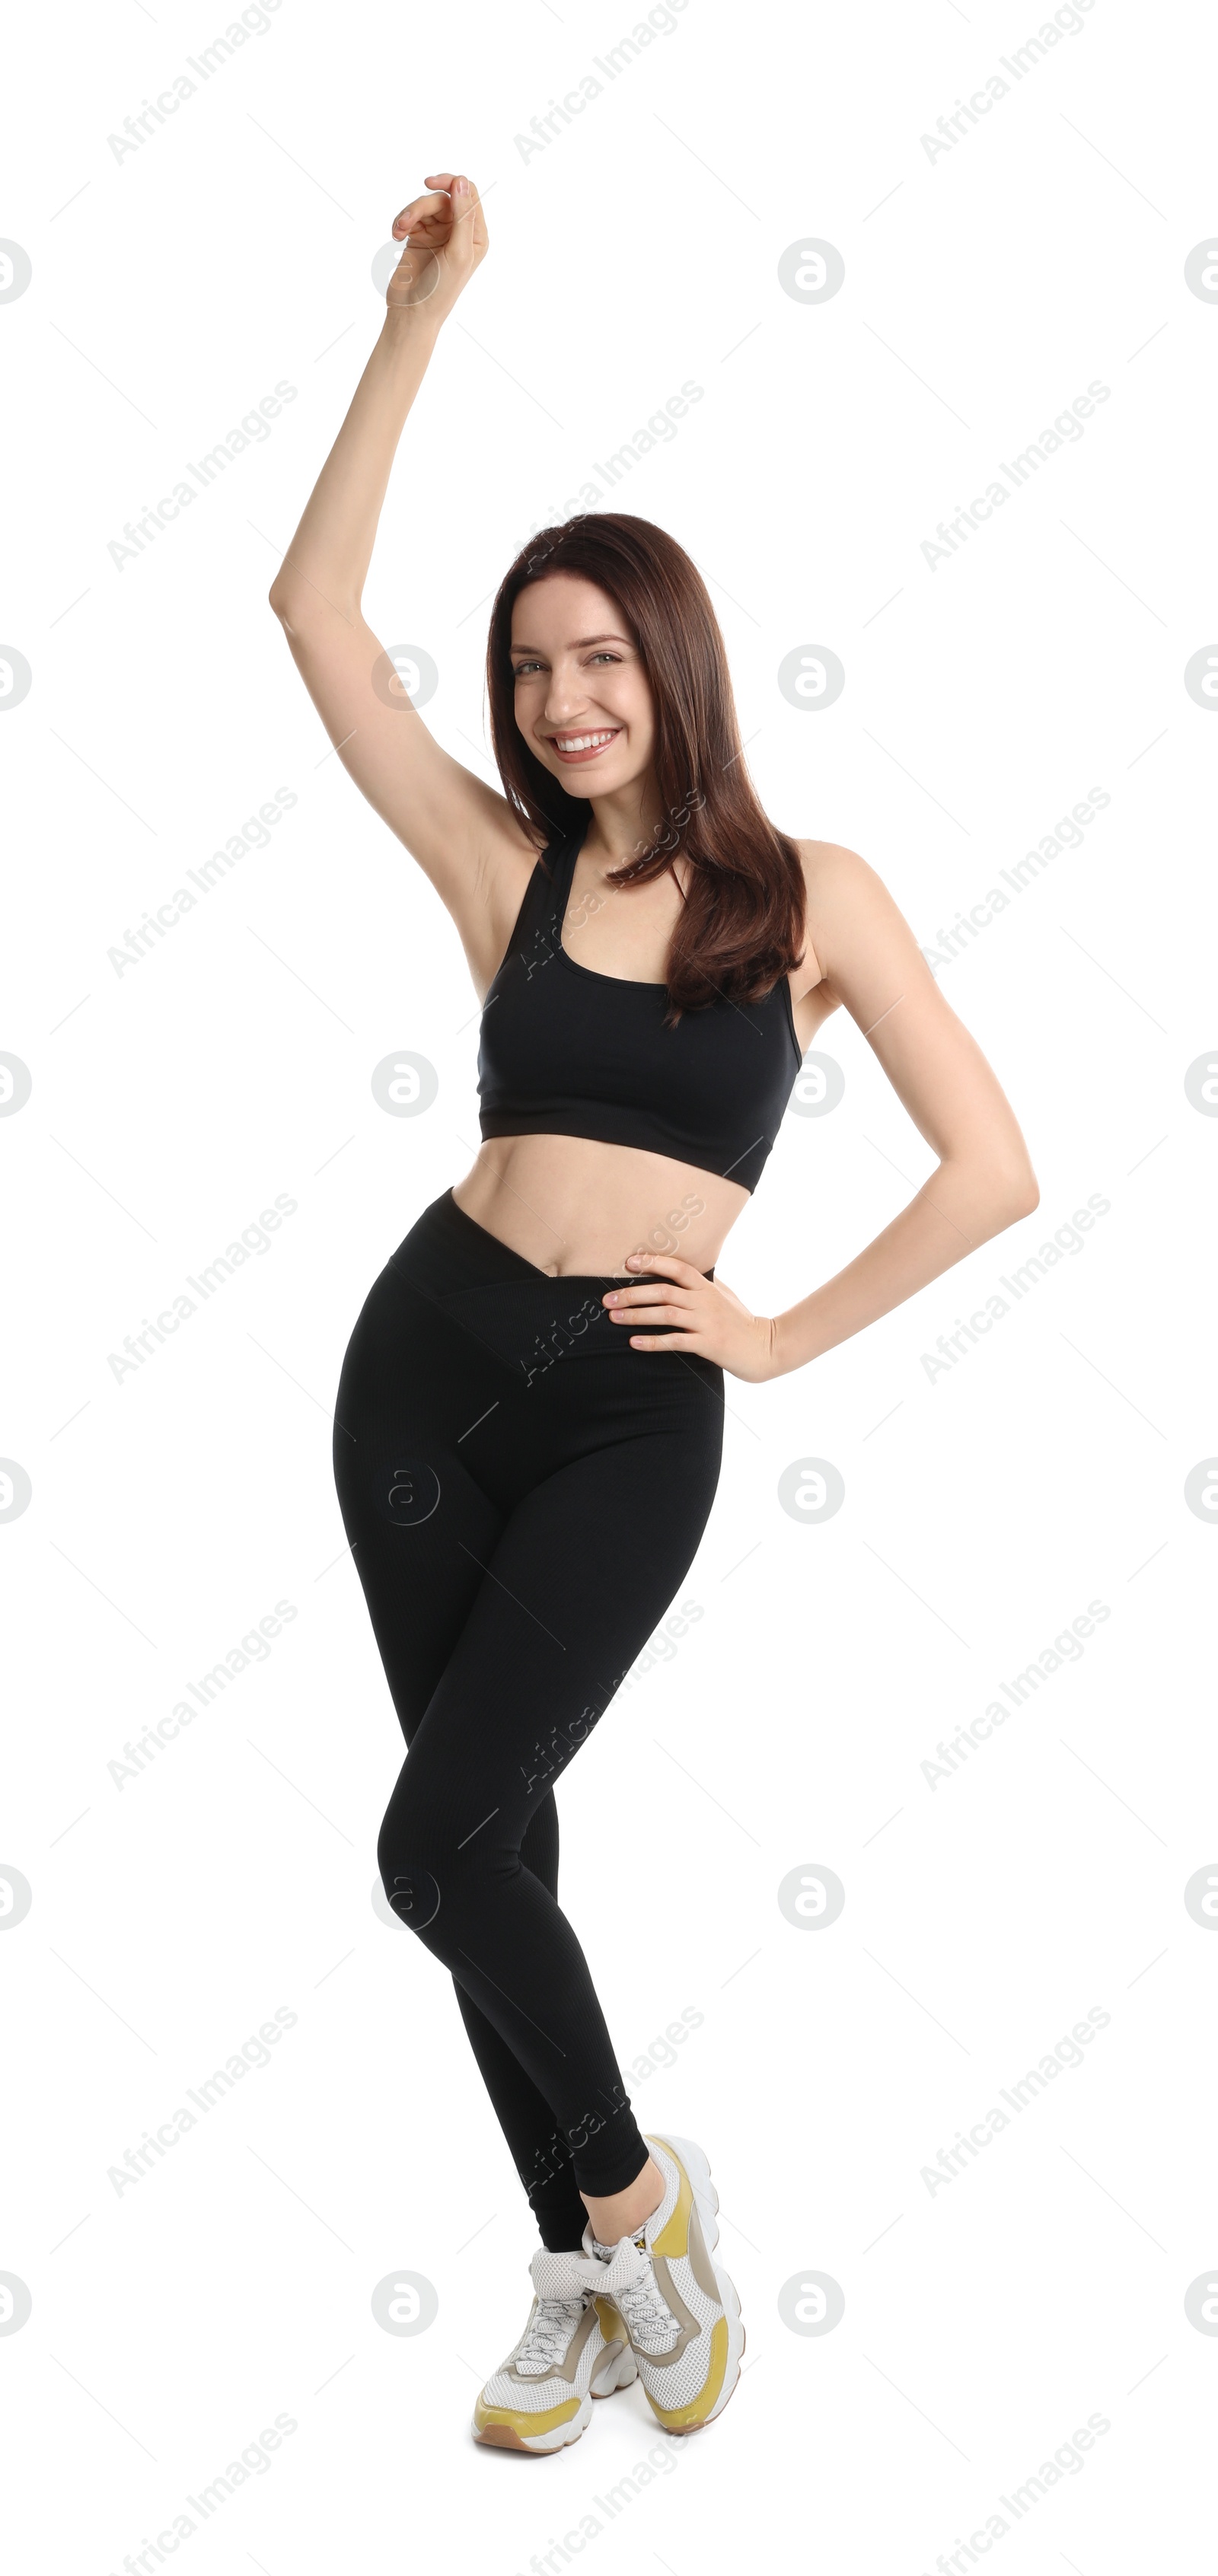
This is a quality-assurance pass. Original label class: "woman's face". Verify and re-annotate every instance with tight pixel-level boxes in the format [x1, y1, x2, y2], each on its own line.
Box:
[509, 573, 656, 799]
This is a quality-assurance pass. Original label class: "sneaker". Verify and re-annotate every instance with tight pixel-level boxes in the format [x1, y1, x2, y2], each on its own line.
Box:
[471, 2246, 637, 2453]
[586, 2134, 744, 2434]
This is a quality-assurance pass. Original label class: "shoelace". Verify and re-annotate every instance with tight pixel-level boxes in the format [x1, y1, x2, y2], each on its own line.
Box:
[532, 2239, 681, 2357]
[602, 2257, 680, 2357]
[515, 2292, 587, 2376]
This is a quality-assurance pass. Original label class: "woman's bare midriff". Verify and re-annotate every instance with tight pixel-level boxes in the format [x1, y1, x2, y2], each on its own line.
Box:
[450, 1133, 750, 1277]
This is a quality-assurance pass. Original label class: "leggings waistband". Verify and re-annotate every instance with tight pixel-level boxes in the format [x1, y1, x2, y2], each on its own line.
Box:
[399, 1187, 713, 1287]
[437, 1188, 607, 1286]
[384, 1189, 717, 1380]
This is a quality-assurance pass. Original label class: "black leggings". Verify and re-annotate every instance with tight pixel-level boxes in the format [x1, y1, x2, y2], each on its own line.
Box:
[332, 1188, 725, 2250]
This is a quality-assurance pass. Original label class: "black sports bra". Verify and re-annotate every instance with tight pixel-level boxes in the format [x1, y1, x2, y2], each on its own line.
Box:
[477, 811, 804, 1194]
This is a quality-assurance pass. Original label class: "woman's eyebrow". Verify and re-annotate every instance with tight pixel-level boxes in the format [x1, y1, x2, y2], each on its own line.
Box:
[509, 632, 633, 653]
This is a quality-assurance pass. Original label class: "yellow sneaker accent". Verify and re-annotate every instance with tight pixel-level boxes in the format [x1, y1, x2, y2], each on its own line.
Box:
[645, 2314, 730, 2431]
[473, 2391, 583, 2438]
[623, 2135, 744, 2434]
[650, 2145, 694, 2260]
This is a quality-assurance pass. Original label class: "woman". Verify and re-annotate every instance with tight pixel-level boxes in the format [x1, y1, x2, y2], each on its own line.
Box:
[269, 173, 1038, 2454]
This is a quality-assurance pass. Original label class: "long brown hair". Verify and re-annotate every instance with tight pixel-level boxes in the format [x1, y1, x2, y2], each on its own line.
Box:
[485, 513, 806, 1020]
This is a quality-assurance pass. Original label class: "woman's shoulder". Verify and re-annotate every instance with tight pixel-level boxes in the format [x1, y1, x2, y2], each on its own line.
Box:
[790, 833, 882, 887]
[787, 836, 886, 999]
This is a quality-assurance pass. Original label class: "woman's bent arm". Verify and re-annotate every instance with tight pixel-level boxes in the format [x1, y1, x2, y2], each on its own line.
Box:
[771, 841, 1039, 1376]
[769, 1156, 1038, 1376]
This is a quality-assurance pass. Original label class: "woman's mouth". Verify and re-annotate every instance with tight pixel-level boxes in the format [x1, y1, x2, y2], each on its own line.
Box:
[547, 727, 622, 765]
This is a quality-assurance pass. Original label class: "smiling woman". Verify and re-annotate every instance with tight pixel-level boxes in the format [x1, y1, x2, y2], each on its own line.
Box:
[267, 168, 1039, 2458]
[454, 516, 810, 1271]
[485, 512, 807, 1012]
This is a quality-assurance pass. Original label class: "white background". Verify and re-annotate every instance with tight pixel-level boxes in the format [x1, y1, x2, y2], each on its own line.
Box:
[4, 0, 1217, 2568]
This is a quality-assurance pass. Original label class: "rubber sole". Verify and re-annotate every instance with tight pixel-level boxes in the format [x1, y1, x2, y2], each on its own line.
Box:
[472, 2342, 636, 2453]
[474, 2404, 585, 2453]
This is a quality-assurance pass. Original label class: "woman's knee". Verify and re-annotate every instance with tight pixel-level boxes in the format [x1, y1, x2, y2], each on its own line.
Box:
[378, 1854, 445, 1934]
[377, 1802, 516, 1940]
[377, 1799, 446, 1936]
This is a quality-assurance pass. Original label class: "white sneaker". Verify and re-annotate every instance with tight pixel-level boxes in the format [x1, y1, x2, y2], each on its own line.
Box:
[585, 2134, 745, 2434]
[471, 2246, 637, 2453]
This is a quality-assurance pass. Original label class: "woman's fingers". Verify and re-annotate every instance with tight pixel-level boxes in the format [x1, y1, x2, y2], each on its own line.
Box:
[606, 1277, 693, 1302]
[445, 183, 483, 275]
[392, 177, 486, 263]
[605, 1275, 702, 1311]
[400, 175, 471, 215]
[607, 1296, 695, 1326]
[624, 1251, 704, 1289]
[393, 192, 446, 225]
[620, 1286, 693, 1306]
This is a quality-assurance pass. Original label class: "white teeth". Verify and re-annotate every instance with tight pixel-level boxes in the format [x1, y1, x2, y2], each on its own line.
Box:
[554, 730, 617, 752]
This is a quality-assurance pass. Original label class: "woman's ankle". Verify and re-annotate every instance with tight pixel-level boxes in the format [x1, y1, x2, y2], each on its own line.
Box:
[581, 2154, 665, 2246]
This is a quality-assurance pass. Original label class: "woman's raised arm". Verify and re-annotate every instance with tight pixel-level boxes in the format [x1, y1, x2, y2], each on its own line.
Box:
[268, 175, 531, 985]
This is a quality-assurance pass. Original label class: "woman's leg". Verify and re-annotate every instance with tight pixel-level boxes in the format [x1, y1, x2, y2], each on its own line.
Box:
[372, 1414, 722, 2198]
[333, 1216, 722, 2235]
[333, 1264, 593, 2246]
[450, 1805, 598, 2250]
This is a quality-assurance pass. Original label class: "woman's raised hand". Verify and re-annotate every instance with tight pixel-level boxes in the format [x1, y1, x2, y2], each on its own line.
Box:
[385, 174, 488, 323]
